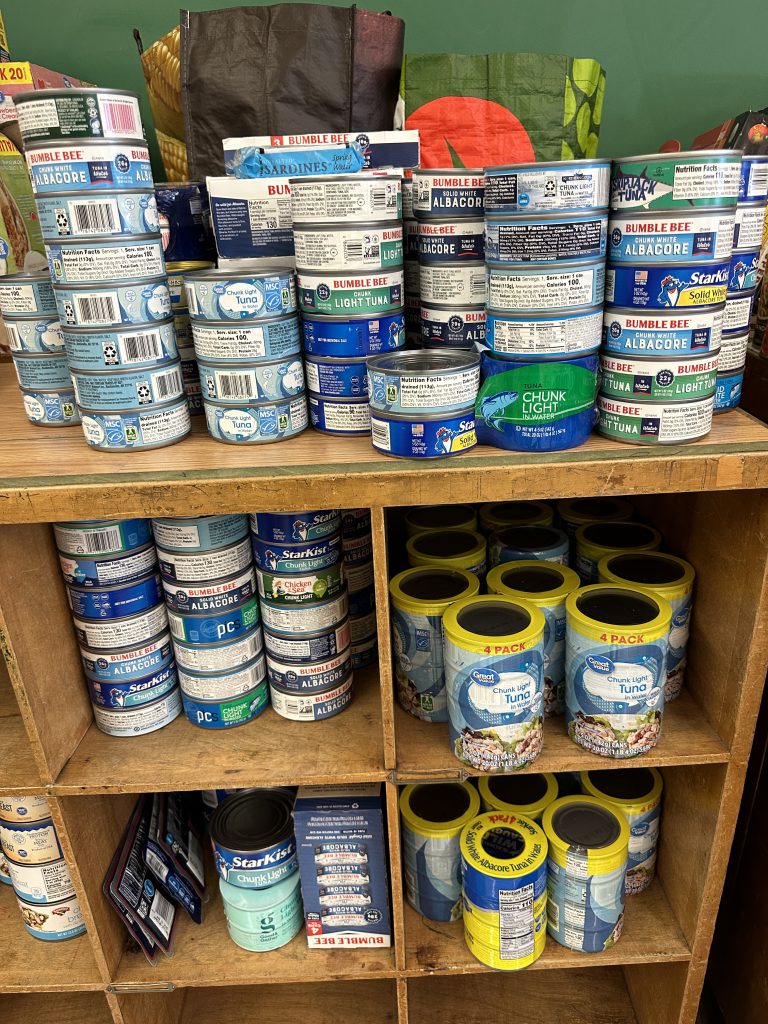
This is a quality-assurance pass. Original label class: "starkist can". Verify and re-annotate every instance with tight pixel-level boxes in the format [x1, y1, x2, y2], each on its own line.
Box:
[210, 790, 297, 889]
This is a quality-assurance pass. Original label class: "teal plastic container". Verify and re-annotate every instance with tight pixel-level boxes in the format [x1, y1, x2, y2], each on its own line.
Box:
[219, 871, 303, 951]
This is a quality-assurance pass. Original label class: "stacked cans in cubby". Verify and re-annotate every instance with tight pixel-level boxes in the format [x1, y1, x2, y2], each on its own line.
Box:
[53, 518, 182, 736]
[402, 173, 421, 346]
[152, 515, 268, 728]
[342, 509, 378, 669]
[0, 270, 78, 426]
[251, 510, 354, 720]
[291, 172, 404, 438]
[414, 169, 486, 350]
[0, 794, 86, 942]
[13, 87, 191, 452]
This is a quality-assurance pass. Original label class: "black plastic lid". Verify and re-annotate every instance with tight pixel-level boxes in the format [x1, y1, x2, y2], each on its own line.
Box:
[400, 568, 471, 602]
[457, 600, 530, 637]
[606, 553, 684, 586]
[408, 505, 474, 530]
[587, 768, 656, 801]
[552, 801, 620, 848]
[567, 497, 627, 520]
[409, 783, 471, 823]
[582, 521, 656, 548]
[495, 525, 563, 551]
[487, 773, 550, 806]
[499, 564, 565, 594]
[576, 587, 659, 626]
[481, 826, 527, 860]
[413, 529, 478, 558]
[486, 501, 547, 525]
[209, 789, 294, 853]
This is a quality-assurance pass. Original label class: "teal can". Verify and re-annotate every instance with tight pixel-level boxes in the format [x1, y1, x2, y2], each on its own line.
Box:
[219, 871, 303, 951]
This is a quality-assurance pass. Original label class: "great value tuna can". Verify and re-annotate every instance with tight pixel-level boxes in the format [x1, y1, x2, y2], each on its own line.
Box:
[256, 562, 344, 608]
[198, 357, 304, 402]
[0, 272, 56, 316]
[419, 263, 485, 306]
[714, 368, 744, 412]
[479, 502, 553, 534]
[444, 595, 546, 772]
[565, 584, 671, 758]
[63, 319, 177, 371]
[210, 790, 297, 888]
[168, 597, 260, 645]
[80, 631, 172, 682]
[610, 151, 741, 211]
[157, 537, 252, 584]
[488, 525, 569, 567]
[486, 213, 608, 264]
[406, 529, 487, 576]
[601, 307, 723, 356]
[4, 315, 64, 354]
[739, 154, 768, 202]
[36, 190, 159, 240]
[54, 517, 152, 556]
[25, 140, 153, 194]
[412, 170, 484, 217]
[608, 210, 734, 263]
[92, 686, 181, 737]
[22, 388, 79, 427]
[488, 260, 605, 312]
[71, 361, 184, 411]
[269, 675, 353, 720]
[0, 852, 10, 884]
[309, 393, 371, 435]
[290, 173, 402, 223]
[478, 773, 558, 821]
[292, 221, 403, 271]
[575, 521, 662, 584]
[260, 590, 348, 636]
[182, 680, 269, 729]
[66, 571, 162, 619]
[485, 161, 610, 214]
[597, 393, 714, 444]
[405, 505, 478, 536]
[190, 314, 302, 365]
[733, 202, 766, 249]
[418, 219, 485, 261]
[13, 353, 71, 391]
[178, 653, 266, 701]
[723, 289, 756, 333]
[370, 408, 477, 458]
[263, 620, 350, 663]
[59, 541, 156, 588]
[161, 566, 256, 615]
[266, 646, 351, 693]
[86, 661, 178, 709]
[606, 262, 729, 310]
[152, 514, 249, 553]
[251, 533, 342, 574]
[72, 604, 168, 650]
[54, 277, 171, 327]
[46, 235, 165, 285]
[367, 350, 480, 414]
[305, 354, 369, 398]
[298, 269, 403, 315]
[185, 268, 296, 321]
[420, 304, 486, 348]
[17, 893, 86, 941]
[14, 88, 144, 143]
[599, 352, 719, 401]
[485, 305, 602, 359]
[301, 310, 405, 357]
[0, 795, 51, 823]
[251, 510, 341, 544]
[0, 818, 62, 863]
[728, 248, 760, 292]
[204, 394, 308, 444]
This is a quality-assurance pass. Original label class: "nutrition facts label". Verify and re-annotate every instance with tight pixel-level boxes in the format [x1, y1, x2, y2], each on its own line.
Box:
[673, 163, 740, 201]
[498, 885, 535, 960]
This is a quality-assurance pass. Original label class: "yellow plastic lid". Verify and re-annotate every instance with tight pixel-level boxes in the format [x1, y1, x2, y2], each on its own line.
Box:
[597, 551, 694, 603]
[405, 504, 477, 537]
[389, 566, 480, 617]
[486, 560, 580, 607]
[478, 773, 558, 820]
[442, 595, 545, 655]
[399, 781, 480, 840]
[565, 583, 672, 644]
[406, 529, 486, 573]
[580, 767, 663, 814]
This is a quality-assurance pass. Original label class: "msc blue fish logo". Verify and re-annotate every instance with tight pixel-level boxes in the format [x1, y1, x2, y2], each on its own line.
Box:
[479, 390, 519, 430]
[730, 260, 748, 290]
[657, 275, 683, 307]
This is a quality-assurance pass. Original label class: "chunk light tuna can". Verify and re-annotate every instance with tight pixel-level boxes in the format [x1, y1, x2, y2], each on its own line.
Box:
[488, 525, 569, 567]
[251, 510, 341, 544]
[13, 353, 72, 391]
[301, 310, 405, 356]
[0, 818, 62, 864]
[599, 352, 719, 401]
[25, 140, 153, 194]
[419, 263, 485, 306]
[479, 501, 553, 535]
[370, 408, 476, 458]
[486, 213, 608, 264]
[54, 518, 151, 556]
[259, 590, 348, 636]
[609, 151, 741, 211]
[601, 307, 723, 356]
[597, 393, 714, 445]
[488, 260, 606, 312]
[54, 277, 171, 327]
[607, 210, 735, 263]
[4, 316, 64, 354]
[152, 514, 249, 553]
[367, 350, 480, 414]
[184, 268, 296, 321]
[210, 790, 297, 889]
[17, 893, 86, 941]
[263, 620, 350, 663]
[0, 272, 56, 316]
[565, 584, 671, 758]
[418, 218, 484, 261]
[172, 627, 263, 674]
[404, 505, 478, 536]
[266, 647, 351, 693]
[71, 362, 184, 411]
[290, 173, 402, 223]
[420, 304, 486, 348]
[309, 393, 370, 435]
[605, 262, 728, 310]
[486, 306, 602, 359]
[444, 595, 546, 772]
[477, 773, 558, 821]
[86, 662, 178, 709]
[251, 533, 342, 574]
[413, 170, 484, 217]
[190, 315, 301, 362]
[14, 88, 144, 143]
[406, 529, 487, 577]
[574, 521, 662, 584]
[269, 675, 353, 720]
[305, 355, 369, 398]
[58, 542, 156, 589]
[62, 319, 178, 371]
[197, 357, 305, 402]
[36, 190, 159, 239]
[292, 222, 403, 271]
[400, 782, 480, 921]
[204, 394, 308, 444]
[46, 235, 165, 285]
[178, 654, 266, 701]
[484, 161, 610, 214]
[181, 680, 269, 729]
[22, 388, 79, 427]
[298, 270, 403, 315]
[91, 686, 181, 737]
[714, 368, 744, 412]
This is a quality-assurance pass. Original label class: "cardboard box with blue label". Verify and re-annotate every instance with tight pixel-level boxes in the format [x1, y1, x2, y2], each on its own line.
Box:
[293, 784, 391, 948]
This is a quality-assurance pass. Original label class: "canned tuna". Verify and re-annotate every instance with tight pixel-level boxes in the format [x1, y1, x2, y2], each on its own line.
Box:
[63, 319, 177, 371]
[80, 632, 172, 682]
[198, 357, 305, 402]
[727, 248, 760, 293]
[59, 542, 157, 588]
[733, 202, 766, 249]
[739, 154, 768, 202]
[260, 590, 349, 635]
[25, 140, 153, 194]
[412, 170, 484, 217]
[72, 603, 168, 650]
[488, 260, 606, 312]
[162, 566, 256, 614]
[289, 174, 402, 223]
[189, 315, 301, 361]
[605, 263, 728, 310]
[370, 409, 477, 458]
[599, 353, 719, 401]
[168, 598, 260, 645]
[14, 88, 144, 143]
[37, 190, 159, 239]
[87, 662, 178, 709]
[420, 304, 486, 348]
[54, 278, 171, 327]
[4, 316, 64, 354]
[22, 388, 79, 427]
[610, 151, 740, 211]
[66, 572, 162, 619]
[298, 270, 403, 315]
[266, 648, 351, 693]
[308, 394, 371, 435]
[420, 263, 485, 306]
[13, 353, 71, 391]
[92, 687, 182, 737]
[723, 290, 756, 333]
[367, 350, 480, 414]
[181, 681, 269, 729]
[185, 268, 296, 321]
[305, 354, 369, 398]
[71, 361, 184, 411]
[152, 514, 250, 552]
[172, 628, 263, 674]
[597, 393, 714, 444]
[204, 395, 308, 444]
[486, 306, 602, 360]
[269, 676, 353, 720]
[157, 537, 252, 584]
[300, 311, 405, 357]
[251, 510, 341, 543]
[178, 654, 267, 702]
[714, 369, 744, 412]
[251, 533, 342, 575]
[263, 620, 350, 662]
[608, 210, 734, 263]
[486, 213, 608, 263]
[0, 272, 56, 316]
[54, 517, 151, 556]
[46, 235, 165, 285]
[418, 219, 484, 261]
[485, 161, 610, 214]
[293, 222, 403, 271]
[601, 307, 723, 356]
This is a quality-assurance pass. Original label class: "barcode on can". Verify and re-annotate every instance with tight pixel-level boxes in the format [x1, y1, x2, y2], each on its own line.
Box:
[5, 323, 20, 350]
[75, 294, 120, 325]
[153, 368, 183, 401]
[343, 241, 365, 263]
[370, 187, 387, 210]
[215, 370, 257, 399]
[184, 285, 199, 314]
[148, 888, 174, 939]
[120, 332, 164, 364]
[370, 418, 391, 450]
[80, 526, 124, 553]
[71, 200, 119, 234]
[100, 98, 140, 137]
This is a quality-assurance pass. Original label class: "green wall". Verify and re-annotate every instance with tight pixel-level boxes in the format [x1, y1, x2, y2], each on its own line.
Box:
[5, 0, 765, 173]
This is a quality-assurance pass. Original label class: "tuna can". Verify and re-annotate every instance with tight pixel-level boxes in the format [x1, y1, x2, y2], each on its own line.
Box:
[405, 218, 419, 260]
[172, 627, 263, 674]
[399, 782, 480, 921]
[25, 140, 153, 194]
[66, 571, 162, 619]
[733, 201, 766, 250]
[263, 620, 350, 663]
[266, 647, 351, 693]
[92, 686, 181, 737]
[402, 176, 414, 219]
[0, 272, 56, 316]
[17, 893, 86, 941]
[610, 151, 741, 211]
[718, 328, 750, 372]
[210, 789, 297, 888]
[46, 235, 165, 285]
[292, 221, 403, 271]
[419, 262, 485, 307]
[54, 517, 151, 556]
[418, 219, 485, 261]
[187, 387, 204, 416]
[479, 502, 554, 534]
[190, 316, 302, 363]
[86, 661, 178, 709]
[36, 189, 158, 239]
[370, 407, 477, 458]
[167, 597, 260, 645]
[305, 354, 369, 398]
[412, 170, 484, 217]
[581, 768, 663, 894]
[0, 818, 62, 864]
[348, 582, 375, 617]
[607, 210, 735, 263]
[204, 394, 308, 444]
[152, 514, 249, 553]
[487, 260, 606, 312]
[297, 269, 403, 315]
[596, 392, 714, 445]
[184, 267, 296, 321]
[484, 160, 610, 214]
[0, 852, 11, 884]
[309, 393, 371, 435]
[157, 537, 252, 584]
[444, 595, 546, 772]
[220, 871, 303, 951]
[251, 533, 342, 575]
[174, 312, 193, 347]
[714, 368, 744, 412]
[21, 387, 79, 427]
[13, 353, 72, 391]
[4, 315, 64, 354]
[197, 357, 305, 402]
[738, 154, 768, 202]
[486, 561, 581, 717]
[349, 609, 376, 644]
[63, 319, 178, 371]
[728, 248, 760, 293]
[342, 508, 372, 538]
[403, 257, 420, 296]
[0, 795, 51, 823]
[605, 262, 728, 310]
[269, 675, 353, 720]
[251, 510, 341, 544]
[556, 496, 634, 550]
[390, 566, 479, 722]
[80, 631, 172, 682]
[155, 182, 214, 263]
[367, 350, 480, 414]
[71, 361, 184, 411]
[341, 532, 373, 566]
[574, 521, 662, 584]
[161, 566, 256, 615]
[54, 277, 171, 327]
[486, 213, 608, 264]
[181, 679, 269, 729]
[599, 352, 719, 401]
[420, 303, 486, 349]
[178, 653, 266, 701]
[542, 796, 629, 952]
[404, 505, 478, 536]
[488, 525, 569, 567]
[289, 173, 402, 223]
[723, 289, 756, 333]
[260, 590, 348, 636]
[352, 635, 377, 669]
[477, 773, 558, 821]
[406, 529, 487, 577]
[14, 88, 144, 143]
[601, 307, 724, 356]
[565, 584, 671, 758]
[485, 305, 602, 359]
[59, 542, 157, 589]
[300, 310, 405, 357]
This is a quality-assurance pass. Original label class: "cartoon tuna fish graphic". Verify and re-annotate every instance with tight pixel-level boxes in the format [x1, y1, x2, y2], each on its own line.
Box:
[479, 390, 519, 430]
[434, 426, 455, 454]
[111, 688, 126, 708]
[657, 276, 683, 307]
[730, 261, 748, 291]
[388, 319, 403, 345]
[264, 548, 280, 571]
[292, 519, 309, 541]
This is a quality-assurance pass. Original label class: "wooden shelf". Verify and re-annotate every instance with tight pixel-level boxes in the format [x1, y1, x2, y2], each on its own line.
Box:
[0, 993, 113, 1023]
[0, 658, 44, 794]
[403, 880, 689, 977]
[53, 666, 386, 795]
[394, 689, 730, 783]
[177, 980, 397, 1023]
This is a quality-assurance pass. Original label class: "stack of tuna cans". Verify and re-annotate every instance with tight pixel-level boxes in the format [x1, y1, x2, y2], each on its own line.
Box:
[413, 169, 486, 351]
[0, 271, 78, 427]
[152, 515, 268, 730]
[14, 87, 192, 452]
[53, 518, 182, 736]
[0, 794, 86, 942]
[251, 510, 353, 721]
[600, 150, 740, 444]
[402, 172, 421, 346]
[342, 509, 378, 669]
[184, 266, 306, 445]
[291, 172, 404, 438]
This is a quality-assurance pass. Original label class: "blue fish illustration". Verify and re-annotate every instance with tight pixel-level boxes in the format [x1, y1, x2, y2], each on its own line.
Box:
[479, 390, 519, 430]
[657, 275, 683, 307]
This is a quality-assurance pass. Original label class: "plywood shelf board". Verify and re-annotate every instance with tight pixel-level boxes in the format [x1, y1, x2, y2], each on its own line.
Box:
[0, 656, 44, 793]
[0, 993, 114, 1023]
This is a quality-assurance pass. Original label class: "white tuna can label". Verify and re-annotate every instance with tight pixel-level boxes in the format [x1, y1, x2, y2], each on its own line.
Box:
[420, 264, 485, 305]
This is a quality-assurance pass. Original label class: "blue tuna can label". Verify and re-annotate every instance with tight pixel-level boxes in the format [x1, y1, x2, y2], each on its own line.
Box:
[308, 393, 371, 435]
[25, 141, 153, 194]
[47, 236, 165, 285]
[198, 357, 305, 402]
[81, 632, 172, 682]
[0, 818, 62, 863]
[181, 679, 269, 729]
[605, 263, 729, 310]
[352, 635, 378, 669]
[392, 607, 450, 722]
[733, 202, 765, 249]
[370, 410, 477, 458]
[168, 596, 260, 644]
[92, 686, 181, 737]
[739, 155, 768, 202]
[486, 306, 602, 360]
[260, 590, 348, 635]
[13, 354, 71, 390]
[489, 529, 569, 566]
[714, 369, 744, 412]
[266, 647, 351, 693]
[67, 571, 162, 619]
[172, 627, 263, 674]
[87, 661, 178, 709]
[723, 290, 756, 333]
[178, 653, 266, 701]
[488, 261, 606, 312]
[156, 181, 214, 264]
[162, 566, 256, 614]
[185, 269, 296, 321]
[349, 582, 375, 618]
[412, 170, 484, 217]
[602, 308, 723, 356]
[546, 856, 626, 951]
[72, 603, 168, 651]
[37, 190, 159, 239]
[251, 510, 341, 543]
[63, 319, 178, 371]
[486, 214, 608, 263]
[263, 620, 350, 663]
[717, 329, 750, 372]
[301, 311, 405, 356]
[152, 514, 250, 553]
[54, 517, 152, 556]
[187, 388, 204, 416]
[59, 542, 156, 588]
[305, 355, 369, 399]
[421, 304, 486, 348]
[204, 395, 308, 444]
[484, 161, 610, 213]
[367, 352, 480, 415]
[72, 361, 184, 411]
[157, 537, 252, 584]
[608, 210, 734, 263]
[341, 508, 372, 538]
[21, 388, 79, 426]
[418, 219, 484, 261]
[251, 533, 342, 574]
[0, 273, 56, 316]
[728, 248, 760, 292]
[190, 316, 301, 361]
[55, 278, 172, 327]
[213, 836, 297, 889]
[4, 316, 64, 354]
[269, 676, 353, 720]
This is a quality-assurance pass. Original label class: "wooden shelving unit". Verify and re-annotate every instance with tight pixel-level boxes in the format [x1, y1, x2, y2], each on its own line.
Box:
[0, 360, 766, 1024]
